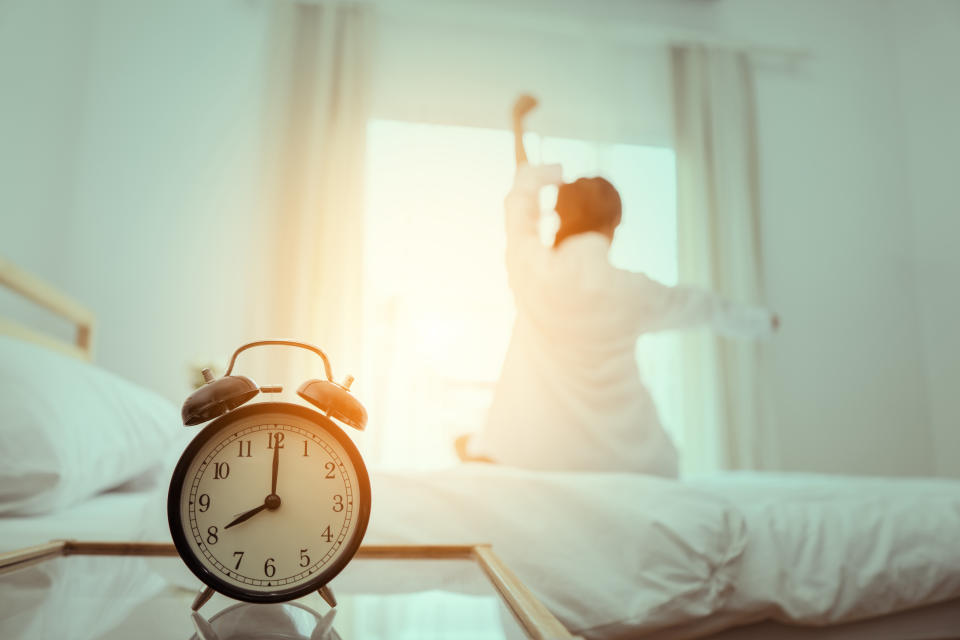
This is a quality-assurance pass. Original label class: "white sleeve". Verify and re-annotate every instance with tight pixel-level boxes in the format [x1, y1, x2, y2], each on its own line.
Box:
[504, 163, 562, 246]
[503, 163, 563, 288]
[629, 272, 773, 339]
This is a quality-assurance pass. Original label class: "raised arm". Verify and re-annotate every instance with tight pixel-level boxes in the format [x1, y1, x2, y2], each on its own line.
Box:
[628, 271, 779, 339]
[503, 95, 562, 285]
[512, 94, 538, 166]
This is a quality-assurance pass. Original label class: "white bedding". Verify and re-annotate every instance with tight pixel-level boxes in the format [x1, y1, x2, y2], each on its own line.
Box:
[681, 472, 960, 637]
[360, 468, 960, 638]
[3, 468, 960, 639]
[0, 485, 158, 553]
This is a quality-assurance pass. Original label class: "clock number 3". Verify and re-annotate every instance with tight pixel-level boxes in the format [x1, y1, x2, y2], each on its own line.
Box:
[332, 494, 344, 512]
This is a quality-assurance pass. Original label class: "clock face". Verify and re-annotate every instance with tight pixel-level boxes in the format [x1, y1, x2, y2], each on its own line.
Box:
[168, 402, 370, 602]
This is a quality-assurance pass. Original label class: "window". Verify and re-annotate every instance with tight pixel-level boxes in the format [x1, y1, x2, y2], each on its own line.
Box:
[362, 120, 678, 470]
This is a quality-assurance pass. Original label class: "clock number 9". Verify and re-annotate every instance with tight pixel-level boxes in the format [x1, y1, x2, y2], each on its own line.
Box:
[332, 495, 344, 512]
[198, 494, 210, 512]
[264, 557, 276, 578]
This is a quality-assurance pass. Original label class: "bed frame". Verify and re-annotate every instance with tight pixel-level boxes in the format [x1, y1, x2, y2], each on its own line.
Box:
[0, 256, 95, 360]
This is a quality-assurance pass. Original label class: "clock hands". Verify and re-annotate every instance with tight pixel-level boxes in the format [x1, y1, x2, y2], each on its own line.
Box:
[223, 437, 283, 531]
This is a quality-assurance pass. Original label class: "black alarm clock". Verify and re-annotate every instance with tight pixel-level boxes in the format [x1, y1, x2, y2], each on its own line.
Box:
[168, 340, 370, 611]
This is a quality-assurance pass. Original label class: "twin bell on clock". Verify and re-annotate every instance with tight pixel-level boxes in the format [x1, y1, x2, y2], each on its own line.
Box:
[167, 340, 372, 613]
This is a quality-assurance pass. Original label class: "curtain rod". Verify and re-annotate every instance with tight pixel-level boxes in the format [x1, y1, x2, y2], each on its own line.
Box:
[374, 2, 809, 61]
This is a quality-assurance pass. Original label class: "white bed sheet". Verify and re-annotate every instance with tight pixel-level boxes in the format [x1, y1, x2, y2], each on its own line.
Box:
[0, 486, 158, 553]
[678, 472, 960, 637]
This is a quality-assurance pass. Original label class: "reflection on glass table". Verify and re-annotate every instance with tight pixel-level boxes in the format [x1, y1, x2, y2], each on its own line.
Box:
[0, 542, 572, 640]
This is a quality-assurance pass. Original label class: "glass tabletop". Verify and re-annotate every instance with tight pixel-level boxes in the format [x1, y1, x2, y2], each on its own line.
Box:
[0, 542, 569, 640]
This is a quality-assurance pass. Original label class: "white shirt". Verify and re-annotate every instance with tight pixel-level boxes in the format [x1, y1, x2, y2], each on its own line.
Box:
[470, 164, 773, 476]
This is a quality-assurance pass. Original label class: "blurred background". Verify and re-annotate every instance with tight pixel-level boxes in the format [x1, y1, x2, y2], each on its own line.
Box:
[1, 0, 957, 476]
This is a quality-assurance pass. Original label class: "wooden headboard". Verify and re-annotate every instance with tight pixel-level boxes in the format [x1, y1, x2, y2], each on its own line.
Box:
[0, 257, 95, 361]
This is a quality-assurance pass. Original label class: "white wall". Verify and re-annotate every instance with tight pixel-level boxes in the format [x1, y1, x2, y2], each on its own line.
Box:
[887, 0, 960, 477]
[0, 0, 93, 339]
[707, 0, 960, 477]
[712, 0, 943, 475]
[0, 0, 274, 402]
[371, 5, 675, 147]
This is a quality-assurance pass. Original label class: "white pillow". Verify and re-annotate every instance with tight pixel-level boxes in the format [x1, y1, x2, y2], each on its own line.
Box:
[0, 336, 181, 515]
[364, 465, 748, 639]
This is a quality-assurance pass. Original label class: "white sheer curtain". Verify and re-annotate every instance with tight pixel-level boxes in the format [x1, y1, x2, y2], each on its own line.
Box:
[670, 45, 776, 473]
[255, 2, 373, 385]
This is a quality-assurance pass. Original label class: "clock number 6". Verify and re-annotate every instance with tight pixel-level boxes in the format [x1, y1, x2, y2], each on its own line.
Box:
[264, 557, 276, 578]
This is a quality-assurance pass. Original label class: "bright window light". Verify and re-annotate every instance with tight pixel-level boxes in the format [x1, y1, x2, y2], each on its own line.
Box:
[362, 119, 679, 470]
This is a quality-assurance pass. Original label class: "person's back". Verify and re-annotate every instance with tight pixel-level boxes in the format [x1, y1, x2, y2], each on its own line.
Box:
[461, 95, 777, 476]
[485, 225, 679, 474]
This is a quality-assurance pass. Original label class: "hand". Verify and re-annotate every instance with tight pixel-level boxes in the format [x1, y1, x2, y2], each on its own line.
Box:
[224, 502, 268, 530]
[771, 313, 781, 331]
[512, 94, 538, 122]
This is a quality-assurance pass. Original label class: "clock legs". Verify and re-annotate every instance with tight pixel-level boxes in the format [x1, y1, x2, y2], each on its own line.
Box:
[318, 584, 337, 608]
[189, 584, 335, 611]
[191, 585, 215, 611]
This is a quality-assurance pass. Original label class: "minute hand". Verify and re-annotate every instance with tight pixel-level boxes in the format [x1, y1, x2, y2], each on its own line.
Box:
[224, 503, 268, 530]
[271, 441, 280, 495]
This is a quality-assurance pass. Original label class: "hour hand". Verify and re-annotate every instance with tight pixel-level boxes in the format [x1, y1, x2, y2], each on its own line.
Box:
[224, 503, 268, 530]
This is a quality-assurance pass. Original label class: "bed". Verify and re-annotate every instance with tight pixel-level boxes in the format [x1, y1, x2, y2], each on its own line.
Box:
[2, 257, 959, 639]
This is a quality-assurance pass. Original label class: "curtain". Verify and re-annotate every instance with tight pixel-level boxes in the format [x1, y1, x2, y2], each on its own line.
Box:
[254, 2, 373, 386]
[670, 46, 776, 473]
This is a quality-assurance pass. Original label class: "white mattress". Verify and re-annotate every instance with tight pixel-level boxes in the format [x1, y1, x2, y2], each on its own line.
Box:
[0, 486, 157, 553]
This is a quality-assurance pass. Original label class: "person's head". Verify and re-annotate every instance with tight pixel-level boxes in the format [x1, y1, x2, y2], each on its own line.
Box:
[553, 177, 622, 248]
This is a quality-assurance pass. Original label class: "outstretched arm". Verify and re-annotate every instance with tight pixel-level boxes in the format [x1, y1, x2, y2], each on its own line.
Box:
[629, 271, 779, 338]
[512, 94, 537, 166]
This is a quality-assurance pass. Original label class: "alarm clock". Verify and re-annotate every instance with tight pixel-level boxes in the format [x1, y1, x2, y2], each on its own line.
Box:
[168, 340, 370, 611]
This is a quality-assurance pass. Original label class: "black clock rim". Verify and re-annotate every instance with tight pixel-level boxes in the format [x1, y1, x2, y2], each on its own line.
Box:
[167, 401, 372, 603]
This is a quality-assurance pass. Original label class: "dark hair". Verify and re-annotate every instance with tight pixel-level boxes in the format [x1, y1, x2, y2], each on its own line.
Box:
[553, 177, 622, 248]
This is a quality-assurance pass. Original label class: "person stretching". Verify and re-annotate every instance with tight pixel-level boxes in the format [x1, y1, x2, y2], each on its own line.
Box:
[456, 95, 778, 476]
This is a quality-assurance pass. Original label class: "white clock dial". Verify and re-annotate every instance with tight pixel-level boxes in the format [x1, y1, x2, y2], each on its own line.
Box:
[172, 407, 366, 597]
